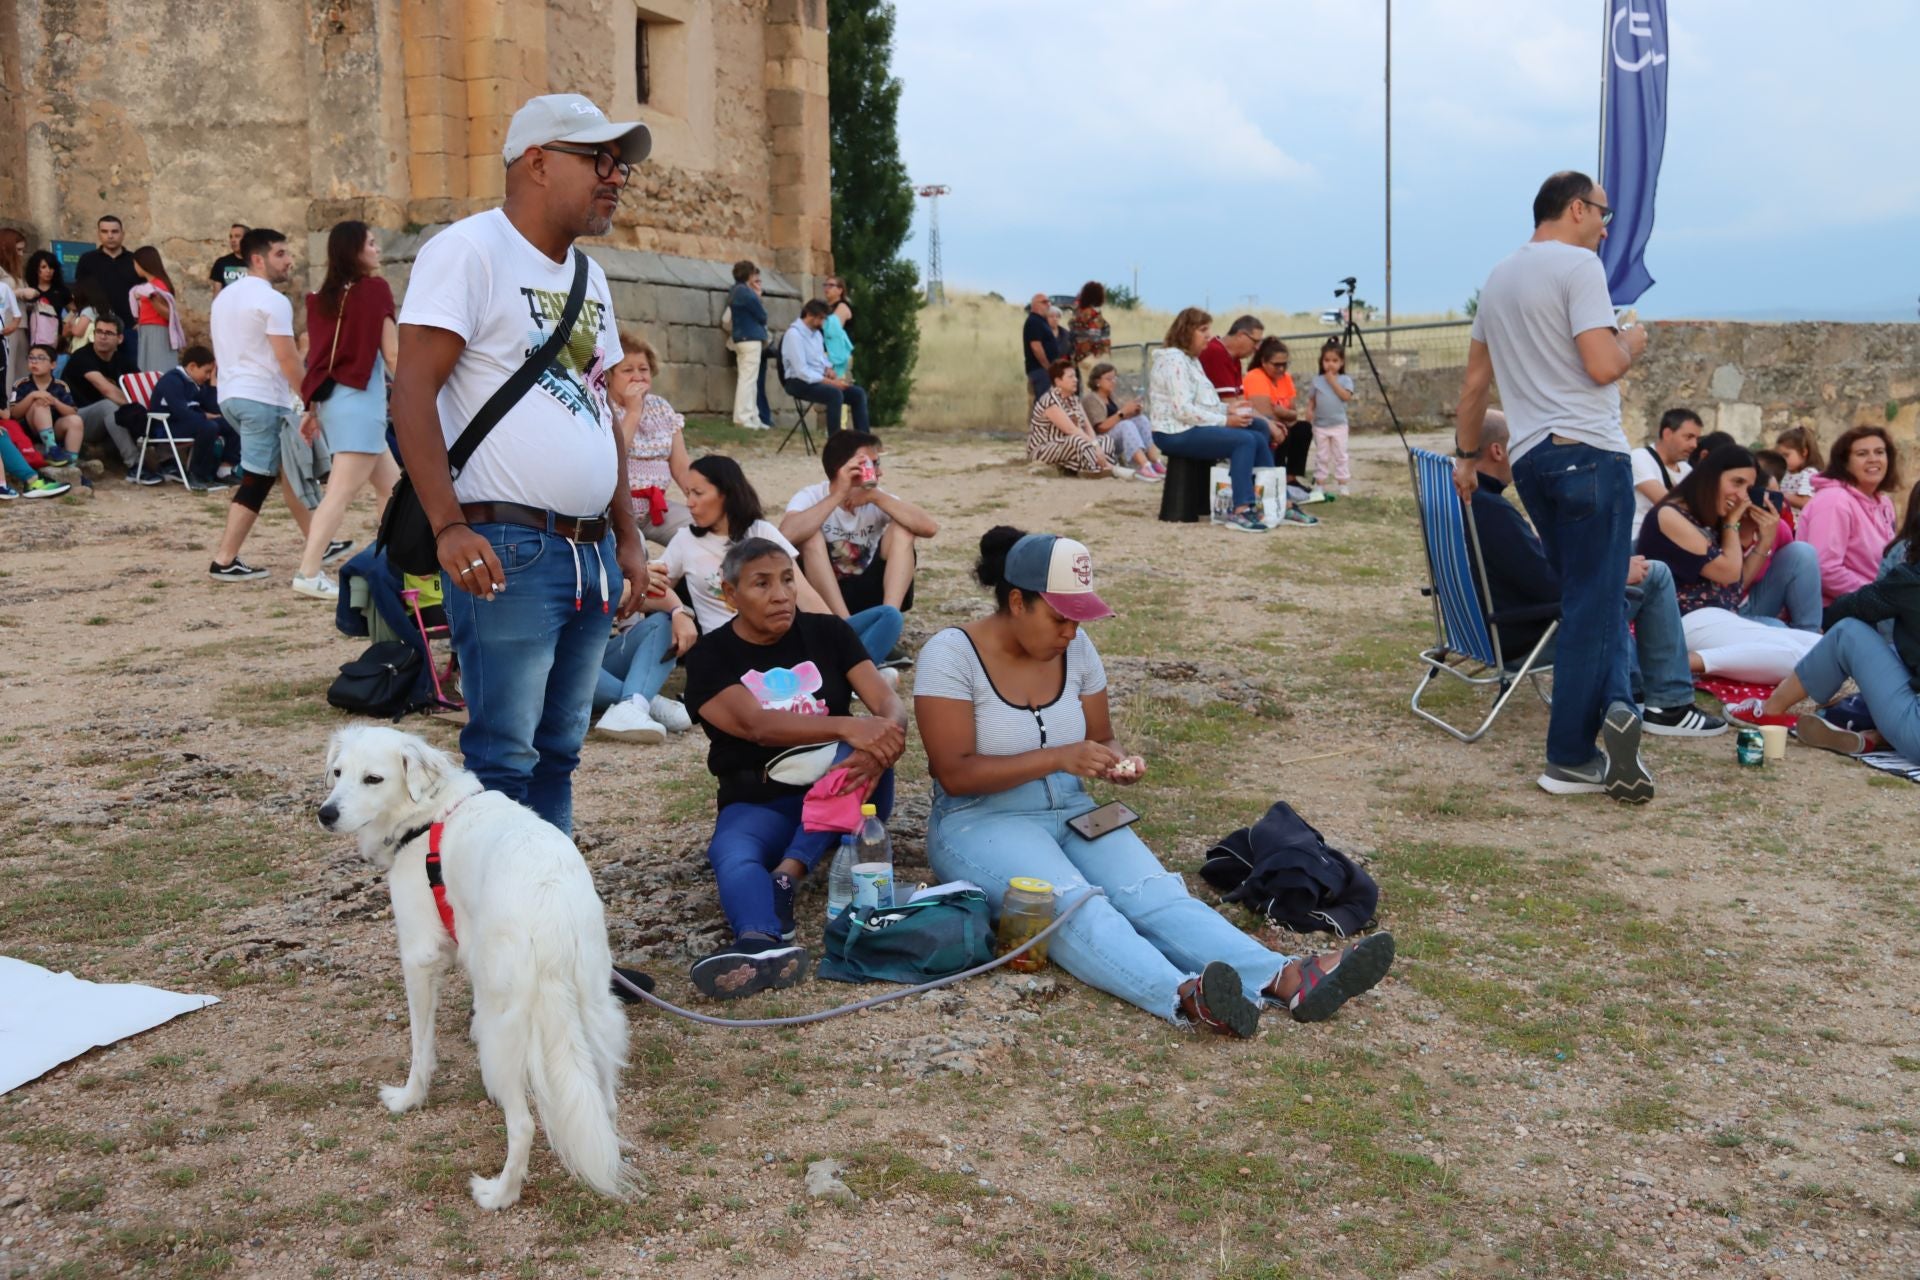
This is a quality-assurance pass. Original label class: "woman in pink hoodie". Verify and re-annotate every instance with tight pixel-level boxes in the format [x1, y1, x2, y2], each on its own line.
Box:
[1799, 425, 1899, 605]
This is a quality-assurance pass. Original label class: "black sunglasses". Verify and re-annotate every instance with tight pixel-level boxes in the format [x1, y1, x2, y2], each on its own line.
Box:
[1581, 197, 1614, 226]
[539, 143, 632, 182]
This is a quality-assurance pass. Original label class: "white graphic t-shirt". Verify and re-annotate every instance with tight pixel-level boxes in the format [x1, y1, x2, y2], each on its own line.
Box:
[660, 519, 800, 632]
[785, 479, 892, 578]
[398, 209, 621, 516]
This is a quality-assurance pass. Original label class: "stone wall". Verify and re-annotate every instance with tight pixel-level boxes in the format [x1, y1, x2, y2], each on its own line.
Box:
[1619, 321, 1920, 455]
[382, 230, 804, 417]
[0, 0, 833, 410]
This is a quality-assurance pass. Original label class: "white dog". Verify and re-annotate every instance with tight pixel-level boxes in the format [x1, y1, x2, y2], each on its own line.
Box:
[319, 725, 634, 1210]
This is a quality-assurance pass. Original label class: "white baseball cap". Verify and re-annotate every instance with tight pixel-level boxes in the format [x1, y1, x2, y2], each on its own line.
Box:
[502, 93, 652, 167]
[1004, 533, 1114, 622]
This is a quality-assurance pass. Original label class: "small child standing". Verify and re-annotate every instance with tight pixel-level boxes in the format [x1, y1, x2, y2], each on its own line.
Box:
[1774, 425, 1822, 513]
[1308, 340, 1355, 496]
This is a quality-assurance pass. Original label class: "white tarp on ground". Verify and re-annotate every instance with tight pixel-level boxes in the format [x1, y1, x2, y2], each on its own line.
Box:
[0, 956, 218, 1095]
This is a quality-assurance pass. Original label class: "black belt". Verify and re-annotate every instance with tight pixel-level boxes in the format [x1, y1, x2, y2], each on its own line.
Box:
[460, 501, 609, 544]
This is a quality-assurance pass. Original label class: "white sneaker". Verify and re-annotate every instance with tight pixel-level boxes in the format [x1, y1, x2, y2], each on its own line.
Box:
[1109, 465, 1135, 479]
[736, 419, 771, 432]
[1337, 485, 1351, 497]
[649, 695, 693, 733]
[291, 572, 339, 600]
[595, 696, 667, 743]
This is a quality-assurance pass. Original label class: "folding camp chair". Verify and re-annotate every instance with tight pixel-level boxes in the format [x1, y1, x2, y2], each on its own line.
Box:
[400, 582, 463, 710]
[777, 389, 816, 456]
[119, 369, 192, 485]
[1407, 447, 1556, 743]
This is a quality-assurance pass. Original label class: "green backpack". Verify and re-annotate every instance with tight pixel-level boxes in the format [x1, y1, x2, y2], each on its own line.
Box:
[816, 889, 995, 985]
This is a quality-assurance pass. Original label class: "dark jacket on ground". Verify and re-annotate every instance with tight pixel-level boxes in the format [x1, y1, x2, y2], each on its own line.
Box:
[1825, 561, 1920, 690]
[1467, 473, 1562, 656]
[1201, 801, 1379, 938]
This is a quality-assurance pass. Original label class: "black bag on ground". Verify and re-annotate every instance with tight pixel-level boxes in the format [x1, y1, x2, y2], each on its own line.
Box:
[1201, 801, 1379, 937]
[326, 641, 423, 719]
[376, 250, 591, 575]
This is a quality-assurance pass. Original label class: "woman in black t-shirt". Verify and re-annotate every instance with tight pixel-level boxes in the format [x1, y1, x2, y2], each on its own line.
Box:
[679, 536, 907, 999]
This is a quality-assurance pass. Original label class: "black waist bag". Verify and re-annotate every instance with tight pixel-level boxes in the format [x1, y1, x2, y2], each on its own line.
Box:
[327, 641, 423, 719]
[378, 250, 590, 575]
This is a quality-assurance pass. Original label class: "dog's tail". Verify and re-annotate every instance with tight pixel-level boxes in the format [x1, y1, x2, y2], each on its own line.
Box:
[524, 917, 634, 1200]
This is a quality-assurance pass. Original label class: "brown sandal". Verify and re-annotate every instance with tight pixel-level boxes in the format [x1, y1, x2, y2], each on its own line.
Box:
[1180, 961, 1260, 1038]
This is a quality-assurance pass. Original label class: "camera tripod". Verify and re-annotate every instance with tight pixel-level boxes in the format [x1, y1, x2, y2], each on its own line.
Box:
[1333, 276, 1410, 453]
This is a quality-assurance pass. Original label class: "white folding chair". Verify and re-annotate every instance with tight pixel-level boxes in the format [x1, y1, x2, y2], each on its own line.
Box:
[119, 370, 191, 485]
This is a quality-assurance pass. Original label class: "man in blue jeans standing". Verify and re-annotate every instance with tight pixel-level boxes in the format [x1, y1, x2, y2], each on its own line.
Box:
[1453, 171, 1654, 801]
[1470, 412, 1729, 739]
[391, 93, 653, 836]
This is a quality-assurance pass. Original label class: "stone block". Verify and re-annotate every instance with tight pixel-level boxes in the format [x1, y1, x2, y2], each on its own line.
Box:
[703, 363, 739, 415]
[771, 151, 806, 188]
[655, 361, 702, 409]
[609, 280, 665, 327]
[676, 323, 729, 367]
[766, 88, 807, 129]
[759, 268, 799, 300]
[1709, 363, 1745, 400]
[657, 285, 713, 327]
[1715, 402, 1762, 445]
[406, 73, 462, 120]
[465, 152, 505, 201]
[403, 0, 460, 42]
[401, 34, 452, 80]
[408, 151, 460, 200]
[407, 110, 459, 159]
[465, 75, 514, 123]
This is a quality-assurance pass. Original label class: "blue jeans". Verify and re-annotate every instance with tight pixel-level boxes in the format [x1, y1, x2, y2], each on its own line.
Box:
[846, 605, 904, 666]
[1152, 426, 1274, 510]
[1795, 618, 1920, 760]
[593, 611, 676, 714]
[708, 772, 896, 940]
[173, 409, 242, 482]
[783, 378, 868, 434]
[442, 523, 616, 835]
[927, 773, 1294, 1024]
[1741, 539, 1821, 632]
[1511, 440, 1635, 767]
[1534, 561, 1690, 709]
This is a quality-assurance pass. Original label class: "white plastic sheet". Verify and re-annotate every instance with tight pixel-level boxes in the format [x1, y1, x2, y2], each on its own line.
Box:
[0, 956, 218, 1095]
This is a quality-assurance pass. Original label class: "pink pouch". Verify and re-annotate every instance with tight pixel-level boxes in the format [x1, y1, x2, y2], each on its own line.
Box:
[802, 766, 868, 833]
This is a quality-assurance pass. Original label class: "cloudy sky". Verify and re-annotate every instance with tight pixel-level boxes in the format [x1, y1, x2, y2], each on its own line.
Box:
[892, 0, 1920, 320]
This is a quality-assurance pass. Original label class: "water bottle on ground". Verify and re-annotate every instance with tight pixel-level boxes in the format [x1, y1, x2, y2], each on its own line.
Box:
[826, 835, 857, 923]
[851, 803, 894, 910]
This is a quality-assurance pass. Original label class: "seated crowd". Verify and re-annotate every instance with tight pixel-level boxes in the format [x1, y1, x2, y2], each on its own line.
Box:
[1475, 403, 1920, 774]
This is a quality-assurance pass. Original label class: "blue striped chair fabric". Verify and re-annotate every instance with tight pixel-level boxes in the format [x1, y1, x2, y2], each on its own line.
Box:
[1411, 448, 1498, 667]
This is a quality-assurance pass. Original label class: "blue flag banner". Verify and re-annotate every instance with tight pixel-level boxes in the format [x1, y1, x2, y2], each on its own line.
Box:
[1600, 0, 1668, 305]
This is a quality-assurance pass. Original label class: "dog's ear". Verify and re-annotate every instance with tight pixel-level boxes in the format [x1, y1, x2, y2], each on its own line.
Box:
[399, 735, 455, 805]
[326, 729, 346, 774]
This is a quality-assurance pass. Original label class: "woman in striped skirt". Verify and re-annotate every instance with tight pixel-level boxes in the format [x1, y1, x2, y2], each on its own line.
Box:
[1027, 359, 1115, 477]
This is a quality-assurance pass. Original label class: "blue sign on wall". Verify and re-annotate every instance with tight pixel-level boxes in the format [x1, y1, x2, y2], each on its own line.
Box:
[51, 240, 92, 283]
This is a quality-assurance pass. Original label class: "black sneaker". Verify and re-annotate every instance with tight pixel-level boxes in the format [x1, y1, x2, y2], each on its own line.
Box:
[322, 539, 355, 566]
[208, 559, 270, 582]
[689, 936, 809, 1001]
[1642, 704, 1729, 737]
[609, 966, 656, 1005]
[133, 468, 167, 487]
[1600, 700, 1655, 804]
[771, 872, 798, 943]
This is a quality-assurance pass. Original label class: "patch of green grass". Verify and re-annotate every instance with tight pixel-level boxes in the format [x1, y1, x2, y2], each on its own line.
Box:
[50, 1176, 106, 1212]
[1607, 1096, 1684, 1134]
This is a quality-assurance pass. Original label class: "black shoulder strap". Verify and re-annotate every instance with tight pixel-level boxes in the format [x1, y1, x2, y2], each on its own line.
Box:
[1644, 443, 1671, 489]
[446, 248, 591, 476]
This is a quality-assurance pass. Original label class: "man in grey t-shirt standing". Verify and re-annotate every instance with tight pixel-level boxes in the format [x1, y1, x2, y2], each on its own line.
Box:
[1452, 171, 1652, 803]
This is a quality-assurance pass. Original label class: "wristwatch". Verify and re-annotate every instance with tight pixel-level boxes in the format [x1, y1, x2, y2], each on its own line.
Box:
[1453, 445, 1481, 460]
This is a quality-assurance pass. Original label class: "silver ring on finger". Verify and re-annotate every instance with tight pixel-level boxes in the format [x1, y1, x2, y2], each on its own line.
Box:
[468, 559, 484, 568]
[458, 565, 474, 575]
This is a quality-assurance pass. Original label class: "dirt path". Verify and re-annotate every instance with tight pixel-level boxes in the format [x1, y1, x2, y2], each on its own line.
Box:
[2, 428, 1917, 1279]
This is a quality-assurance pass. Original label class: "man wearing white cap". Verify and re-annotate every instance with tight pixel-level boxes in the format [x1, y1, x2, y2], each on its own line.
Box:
[391, 93, 652, 839]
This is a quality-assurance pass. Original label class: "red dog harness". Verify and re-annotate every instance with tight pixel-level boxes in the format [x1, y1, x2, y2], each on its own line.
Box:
[400, 797, 469, 943]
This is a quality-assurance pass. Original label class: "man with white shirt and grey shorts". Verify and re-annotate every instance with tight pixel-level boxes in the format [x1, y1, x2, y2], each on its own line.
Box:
[1451, 171, 1653, 803]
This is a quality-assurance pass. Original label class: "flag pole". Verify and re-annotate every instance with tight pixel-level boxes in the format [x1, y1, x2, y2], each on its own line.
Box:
[1597, 0, 1611, 183]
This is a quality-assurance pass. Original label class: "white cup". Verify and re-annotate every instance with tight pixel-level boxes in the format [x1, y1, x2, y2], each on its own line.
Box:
[1759, 724, 1788, 761]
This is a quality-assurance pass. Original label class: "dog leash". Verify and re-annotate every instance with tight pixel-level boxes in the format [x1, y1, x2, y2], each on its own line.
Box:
[610, 889, 1102, 1028]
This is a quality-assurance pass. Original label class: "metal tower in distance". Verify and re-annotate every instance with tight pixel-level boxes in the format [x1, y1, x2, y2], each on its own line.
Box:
[915, 184, 950, 306]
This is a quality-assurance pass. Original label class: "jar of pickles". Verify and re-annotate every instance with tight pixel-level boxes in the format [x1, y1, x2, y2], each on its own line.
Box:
[998, 877, 1055, 972]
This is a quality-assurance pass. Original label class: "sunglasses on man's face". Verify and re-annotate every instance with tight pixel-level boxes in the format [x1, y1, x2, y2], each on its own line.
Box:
[1581, 197, 1614, 226]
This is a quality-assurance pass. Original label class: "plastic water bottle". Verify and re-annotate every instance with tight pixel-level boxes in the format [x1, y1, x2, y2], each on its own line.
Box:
[826, 835, 857, 923]
[853, 803, 894, 909]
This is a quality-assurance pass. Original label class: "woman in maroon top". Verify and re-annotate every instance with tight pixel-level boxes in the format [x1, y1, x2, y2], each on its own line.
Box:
[292, 220, 401, 599]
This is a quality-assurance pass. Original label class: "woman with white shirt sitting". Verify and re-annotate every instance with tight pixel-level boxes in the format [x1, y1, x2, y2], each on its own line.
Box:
[915, 526, 1395, 1035]
[1148, 307, 1275, 533]
[659, 454, 904, 668]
